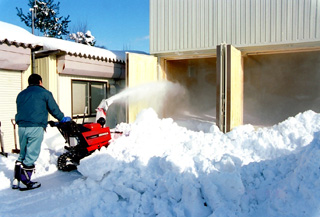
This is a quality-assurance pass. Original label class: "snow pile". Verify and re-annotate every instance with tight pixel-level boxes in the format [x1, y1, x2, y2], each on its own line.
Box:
[77, 109, 320, 217]
[1, 109, 320, 217]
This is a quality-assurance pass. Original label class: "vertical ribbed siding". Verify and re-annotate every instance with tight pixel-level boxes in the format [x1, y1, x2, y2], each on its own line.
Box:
[150, 0, 320, 54]
[36, 55, 58, 100]
[35, 56, 60, 122]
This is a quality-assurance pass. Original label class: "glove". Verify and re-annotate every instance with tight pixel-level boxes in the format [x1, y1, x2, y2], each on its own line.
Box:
[60, 116, 72, 123]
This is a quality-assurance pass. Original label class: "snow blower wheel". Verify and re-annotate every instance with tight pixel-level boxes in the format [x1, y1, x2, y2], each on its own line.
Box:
[57, 153, 78, 171]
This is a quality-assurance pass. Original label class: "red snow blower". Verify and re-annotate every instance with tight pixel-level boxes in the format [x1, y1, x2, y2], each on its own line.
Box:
[49, 117, 113, 171]
[49, 99, 121, 171]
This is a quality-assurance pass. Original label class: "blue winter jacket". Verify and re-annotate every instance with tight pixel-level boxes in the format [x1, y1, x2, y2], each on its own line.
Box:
[15, 85, 64, 128]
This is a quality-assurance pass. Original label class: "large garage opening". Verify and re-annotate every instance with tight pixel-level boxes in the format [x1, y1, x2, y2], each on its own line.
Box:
[244, 50, 320, 126]
[165, 57, 217, 130]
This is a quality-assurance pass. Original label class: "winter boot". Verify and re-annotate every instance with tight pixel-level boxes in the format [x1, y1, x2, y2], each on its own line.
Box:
[12, 161, 22, 189]
[19, 164, 41, 191]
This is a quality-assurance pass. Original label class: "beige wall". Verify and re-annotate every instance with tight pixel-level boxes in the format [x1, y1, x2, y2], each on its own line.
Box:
[126, 53, 158, 123]
[35, 55, 59, 121]
[36, 55, 58, 99]
[226, 45, 244, 131]
[21, 66, 32, 90]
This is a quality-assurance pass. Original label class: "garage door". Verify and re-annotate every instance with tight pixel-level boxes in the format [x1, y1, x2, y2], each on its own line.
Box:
[244, 51, 320, 126]
[0, 70, 21, 153]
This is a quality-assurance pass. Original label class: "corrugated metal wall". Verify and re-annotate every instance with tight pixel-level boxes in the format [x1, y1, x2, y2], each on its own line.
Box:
[36, 55, 58, 99]
[0, 70, 22, 152]
[150, 0, 320, 54]
[36, 55, 60, 122]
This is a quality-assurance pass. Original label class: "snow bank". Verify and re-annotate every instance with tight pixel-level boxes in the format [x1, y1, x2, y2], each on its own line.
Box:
[77, 109, 320, 217]
[1, 109, 320, 217]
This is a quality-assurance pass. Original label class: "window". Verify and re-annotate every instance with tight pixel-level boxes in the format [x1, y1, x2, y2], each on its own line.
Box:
[72, 80, 108, 117]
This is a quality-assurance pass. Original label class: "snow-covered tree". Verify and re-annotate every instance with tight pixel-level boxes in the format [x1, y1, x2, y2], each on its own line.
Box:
[69, 30, 96, 46]
[16, 0, 71, 38]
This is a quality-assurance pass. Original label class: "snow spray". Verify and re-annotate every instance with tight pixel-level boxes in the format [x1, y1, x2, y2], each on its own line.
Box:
[96, 81, 187, 121]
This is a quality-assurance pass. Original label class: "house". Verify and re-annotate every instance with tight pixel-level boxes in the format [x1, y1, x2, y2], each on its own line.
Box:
[144, 0, 320, 132]
[0, 21, 127, 152]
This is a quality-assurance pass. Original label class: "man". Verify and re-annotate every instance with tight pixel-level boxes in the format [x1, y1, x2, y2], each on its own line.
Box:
[12, 74, 71, 191]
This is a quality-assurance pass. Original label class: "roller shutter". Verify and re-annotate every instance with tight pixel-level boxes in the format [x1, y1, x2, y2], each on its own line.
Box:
[0, 70, 21, 152]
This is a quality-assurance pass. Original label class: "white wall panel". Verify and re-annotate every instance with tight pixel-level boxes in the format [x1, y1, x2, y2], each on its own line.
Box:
[150, 0, 320, 54]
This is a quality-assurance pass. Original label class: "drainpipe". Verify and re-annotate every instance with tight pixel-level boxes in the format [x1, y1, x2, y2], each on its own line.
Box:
[30, 0, 37, 74]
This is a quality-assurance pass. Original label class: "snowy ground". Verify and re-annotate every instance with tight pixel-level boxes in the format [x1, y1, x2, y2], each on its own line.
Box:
[1, 109, 320, 217]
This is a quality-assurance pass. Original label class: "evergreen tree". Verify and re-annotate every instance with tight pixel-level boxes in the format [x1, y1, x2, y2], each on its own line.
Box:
[16, 0, 71, 38]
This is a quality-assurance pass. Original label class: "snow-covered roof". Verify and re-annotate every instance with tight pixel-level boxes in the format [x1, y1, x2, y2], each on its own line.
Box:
[0, 21, 126, 63]
[0, 21, 40, 48]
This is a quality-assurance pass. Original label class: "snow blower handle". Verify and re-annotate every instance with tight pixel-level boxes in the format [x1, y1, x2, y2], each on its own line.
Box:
[48, 121, 59, 127]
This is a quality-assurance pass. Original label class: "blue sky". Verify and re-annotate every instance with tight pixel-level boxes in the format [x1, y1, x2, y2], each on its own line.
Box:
[0, 0, 150, 53]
